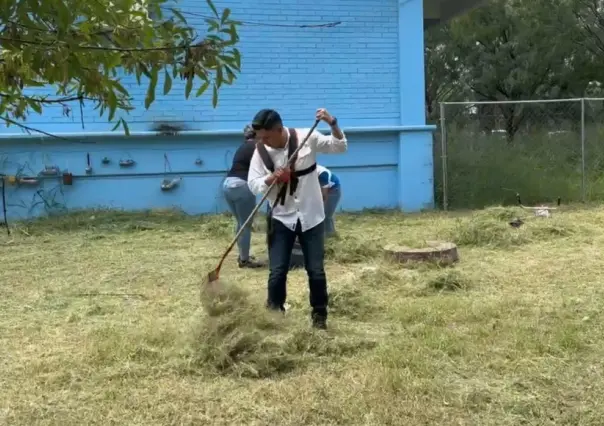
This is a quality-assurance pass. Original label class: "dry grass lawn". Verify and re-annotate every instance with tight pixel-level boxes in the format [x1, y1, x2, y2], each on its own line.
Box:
[2, 205, 604, 425]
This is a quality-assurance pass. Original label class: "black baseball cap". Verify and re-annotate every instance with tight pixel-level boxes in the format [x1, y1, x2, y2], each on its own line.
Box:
[251, 109, 283, 131]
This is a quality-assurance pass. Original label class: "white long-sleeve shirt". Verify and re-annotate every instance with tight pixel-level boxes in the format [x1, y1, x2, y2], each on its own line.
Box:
[247, 128, 347, 232]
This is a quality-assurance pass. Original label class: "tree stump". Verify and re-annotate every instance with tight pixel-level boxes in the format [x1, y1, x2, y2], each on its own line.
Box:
[384, 241, 459, 266]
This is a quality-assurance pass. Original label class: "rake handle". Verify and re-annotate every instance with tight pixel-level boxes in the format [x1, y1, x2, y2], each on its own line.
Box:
[214, 119, 321, 272]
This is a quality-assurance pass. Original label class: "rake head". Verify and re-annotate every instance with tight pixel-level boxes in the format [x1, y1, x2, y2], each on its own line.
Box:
[200, 268, 223, 302]
[202, 268, 220, 287]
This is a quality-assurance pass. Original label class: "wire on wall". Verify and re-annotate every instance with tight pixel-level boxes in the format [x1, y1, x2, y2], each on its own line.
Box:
[3, 158, 69, 217]
[163, 8, 342, 29]
[161, 153, 182, 191]
[30, 186, 67, 216]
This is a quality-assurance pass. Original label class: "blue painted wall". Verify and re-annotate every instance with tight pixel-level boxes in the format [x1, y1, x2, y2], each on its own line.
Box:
[0, 131, 401, 219]
[0, 0, 435, 220]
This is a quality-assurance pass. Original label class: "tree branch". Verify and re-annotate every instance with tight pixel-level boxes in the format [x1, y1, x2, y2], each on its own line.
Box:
[0, 36, 198, 52]
[467, 83, 494, 101]
[3, 19, 167, 37]
[0, 94, 97, 104]
[0, 116, 68, 140]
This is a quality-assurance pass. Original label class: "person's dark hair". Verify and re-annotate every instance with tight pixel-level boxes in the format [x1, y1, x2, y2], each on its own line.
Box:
[251, 109, 283, 131]
[243, 124, 255, 142]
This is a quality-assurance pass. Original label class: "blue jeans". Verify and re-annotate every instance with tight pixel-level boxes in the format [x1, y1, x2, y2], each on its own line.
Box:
[267, 219, 328, 318]
[223, 182, 256, 261]
[324, 187, 341, 236]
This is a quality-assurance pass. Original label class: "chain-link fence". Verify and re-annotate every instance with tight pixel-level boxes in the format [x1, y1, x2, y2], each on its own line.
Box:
[437, 98, 604, 210]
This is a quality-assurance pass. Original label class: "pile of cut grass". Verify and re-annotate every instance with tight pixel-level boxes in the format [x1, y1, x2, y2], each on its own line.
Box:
[195, 279, 375, 378]
[325, 233, 382, 263]
[447, 206, 589, 247]
[196, 280, 295, 378]
[11, 207, 236, 239]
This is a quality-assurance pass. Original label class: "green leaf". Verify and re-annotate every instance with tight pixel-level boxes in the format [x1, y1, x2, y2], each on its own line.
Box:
[196, 80, 210, 97]
[218, 54, 234, 65]
[234, 49, 242, 70]
[139, 63, 152, 79]
[122, 118, 130, 136]
[221, 8, 231, 24]
[29, 99, 42, 114]
[145, 67, 159, 110]
[212, 83, 218, 107]
[107, 90, 118, 122]
[111, 118, 130, 136]
[55, 0, 71, 29]
[144, 88, 155, 110]
[108, 54, 122, 69]
[185, 76, 193, 99]
[163, 69, 172, 95]
[151, 3, 162, 20]
[135, 66, 143, 85]
[206, 0, 219, 18]
[215, 66, 223, 88]
[112, 80, 129, 97]
[229, 24, 239, 41]
[171, 8, 186, 23]
[205, 18, 219, 31]
[224, 65, 236, 84]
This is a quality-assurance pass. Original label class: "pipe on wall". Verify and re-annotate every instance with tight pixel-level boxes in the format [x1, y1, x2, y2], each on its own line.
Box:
[4, 163, 398, 182]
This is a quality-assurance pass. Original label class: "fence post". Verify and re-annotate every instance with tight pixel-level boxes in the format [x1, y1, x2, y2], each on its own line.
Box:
[581, 97, 586, 203]
[439, 102, 448, 211]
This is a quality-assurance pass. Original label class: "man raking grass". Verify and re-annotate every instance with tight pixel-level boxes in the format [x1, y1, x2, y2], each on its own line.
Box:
[248, 108, 347, 329]
[201, 117, 321, 292]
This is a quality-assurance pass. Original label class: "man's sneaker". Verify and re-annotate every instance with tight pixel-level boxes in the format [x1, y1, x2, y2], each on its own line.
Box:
[266, 302, 286, 313]
[312, 313, 327, 330]
[238, 257, 266, 268]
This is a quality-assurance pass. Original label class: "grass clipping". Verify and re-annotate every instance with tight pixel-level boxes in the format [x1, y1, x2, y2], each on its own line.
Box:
[196, 280, 370, 378]
[196, 280, 294, 378]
